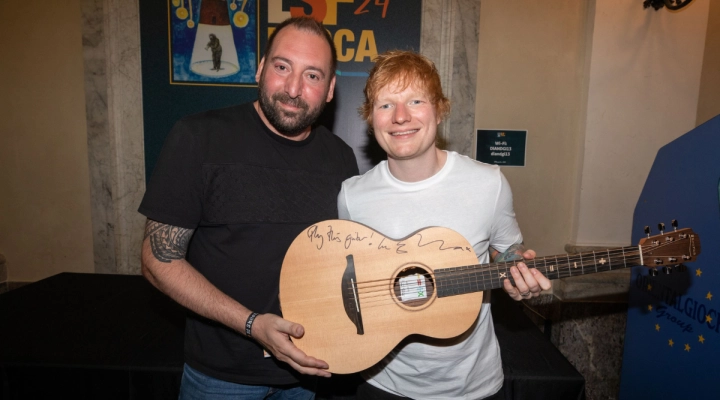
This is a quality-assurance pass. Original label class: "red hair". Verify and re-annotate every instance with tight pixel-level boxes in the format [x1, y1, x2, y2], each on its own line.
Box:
[360, 50, 450, 126]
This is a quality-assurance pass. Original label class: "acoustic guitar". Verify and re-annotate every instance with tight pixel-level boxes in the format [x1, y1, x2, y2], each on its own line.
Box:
[279, 219, 700, 374]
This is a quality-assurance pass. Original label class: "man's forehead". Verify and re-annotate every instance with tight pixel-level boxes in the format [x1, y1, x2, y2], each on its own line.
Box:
[378, 79, 431, 97]
[268, 27, 331, 60]
[269, 26, 300, 49]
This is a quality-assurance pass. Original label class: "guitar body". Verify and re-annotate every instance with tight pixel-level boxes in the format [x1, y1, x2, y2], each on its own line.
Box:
[279, 220, 483, 374]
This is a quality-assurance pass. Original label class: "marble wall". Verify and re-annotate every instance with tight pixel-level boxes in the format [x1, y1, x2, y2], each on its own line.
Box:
[422, 0, 480, 156]
[525, 295, 627, 400]
[81, 0, 114, 274]
[81, 0, 146, 275]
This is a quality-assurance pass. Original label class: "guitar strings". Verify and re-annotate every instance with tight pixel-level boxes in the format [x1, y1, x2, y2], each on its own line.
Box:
[353, 257, 643, 309]
[350, 248, 642, 292]
[337, 238, 689, 309]
[351, 252, 645, 310]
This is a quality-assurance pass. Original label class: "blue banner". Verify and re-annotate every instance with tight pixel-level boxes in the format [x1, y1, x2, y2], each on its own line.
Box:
[620, 115, 720, 399]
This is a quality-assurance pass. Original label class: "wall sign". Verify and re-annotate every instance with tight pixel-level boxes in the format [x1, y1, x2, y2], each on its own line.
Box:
[475, 129, 527, 167]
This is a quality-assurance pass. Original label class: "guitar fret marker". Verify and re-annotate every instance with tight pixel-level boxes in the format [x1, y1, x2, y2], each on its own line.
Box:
[499, 272, 507, 279]
[549, 265, 555, 272]
[599, 258, 607, 265]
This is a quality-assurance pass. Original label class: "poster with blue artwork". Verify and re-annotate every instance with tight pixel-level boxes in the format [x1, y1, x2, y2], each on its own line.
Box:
[169, 0, 258, 86]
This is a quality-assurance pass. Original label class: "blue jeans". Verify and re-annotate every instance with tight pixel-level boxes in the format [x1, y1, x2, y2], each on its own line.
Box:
[179, 364, 315, 400]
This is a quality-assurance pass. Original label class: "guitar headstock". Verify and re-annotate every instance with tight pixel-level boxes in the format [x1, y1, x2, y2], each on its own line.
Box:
[637, 226, 701, 271]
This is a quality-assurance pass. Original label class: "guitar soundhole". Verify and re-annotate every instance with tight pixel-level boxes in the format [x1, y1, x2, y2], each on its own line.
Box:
[391, 264, 435, 310]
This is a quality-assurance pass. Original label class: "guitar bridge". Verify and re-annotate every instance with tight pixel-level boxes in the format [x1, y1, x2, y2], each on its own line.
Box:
[341, 255, 364, 335]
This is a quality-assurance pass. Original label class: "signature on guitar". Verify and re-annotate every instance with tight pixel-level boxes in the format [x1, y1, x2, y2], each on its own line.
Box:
[306, 222, 474, 254]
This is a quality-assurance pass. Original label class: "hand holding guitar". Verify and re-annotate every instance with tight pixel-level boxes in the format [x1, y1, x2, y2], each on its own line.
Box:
[249, 313, 331, 377]
[504, 249, 553, 301]
[492, 246, 552, 301]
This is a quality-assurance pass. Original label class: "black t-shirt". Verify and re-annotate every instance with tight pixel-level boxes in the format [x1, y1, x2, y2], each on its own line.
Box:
[139, 102, 359, 385]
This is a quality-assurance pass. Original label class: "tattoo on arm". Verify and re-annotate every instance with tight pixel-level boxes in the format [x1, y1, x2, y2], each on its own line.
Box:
[491, 243, 526, 263]
[145, 220, 195, 263]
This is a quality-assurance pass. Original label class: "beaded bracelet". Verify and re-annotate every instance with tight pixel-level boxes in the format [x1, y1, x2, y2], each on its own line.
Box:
[245, 312, 260, 338]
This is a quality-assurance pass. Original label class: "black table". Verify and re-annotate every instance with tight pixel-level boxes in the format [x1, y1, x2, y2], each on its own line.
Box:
[0, 273, 584, 399]
[491, 290, 585, 400]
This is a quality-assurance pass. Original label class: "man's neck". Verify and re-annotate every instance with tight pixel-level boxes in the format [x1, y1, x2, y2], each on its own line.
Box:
[387, 148, 447, 183]
[253, 101, 311, 141]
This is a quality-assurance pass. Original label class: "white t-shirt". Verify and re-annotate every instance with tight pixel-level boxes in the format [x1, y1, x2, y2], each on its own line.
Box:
[337, 151, 523, 400]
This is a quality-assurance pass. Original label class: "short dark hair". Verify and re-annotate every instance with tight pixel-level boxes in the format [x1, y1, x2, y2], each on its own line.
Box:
[264, 17, 337, 77]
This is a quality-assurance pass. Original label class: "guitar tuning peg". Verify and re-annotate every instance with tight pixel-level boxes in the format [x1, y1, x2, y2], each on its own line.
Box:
[676, 264, 687, 272]
[658, 223, 665, 234]
[671, 219, 678, 231]
[645, 226, 651, 238]
[663, 266, 672, 274]
[650, 268, 658, 277]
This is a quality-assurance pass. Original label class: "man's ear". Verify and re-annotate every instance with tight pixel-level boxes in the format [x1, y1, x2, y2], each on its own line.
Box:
[325, 75, 337, 103]
[255, 57, 265, 83]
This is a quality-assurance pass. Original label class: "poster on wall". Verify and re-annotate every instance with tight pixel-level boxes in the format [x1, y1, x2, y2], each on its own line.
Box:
[169, 0, 259, 85]
[141, 0, 422, 178]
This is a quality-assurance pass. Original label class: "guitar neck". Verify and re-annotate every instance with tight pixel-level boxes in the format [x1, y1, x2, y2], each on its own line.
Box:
[434, 245, 641, 297]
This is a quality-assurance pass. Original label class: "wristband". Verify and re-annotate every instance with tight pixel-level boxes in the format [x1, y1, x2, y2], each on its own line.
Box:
[245, 312, 260, 338]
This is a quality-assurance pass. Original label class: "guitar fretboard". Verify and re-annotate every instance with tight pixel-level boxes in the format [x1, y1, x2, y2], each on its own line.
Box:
[434, 246, 642, 297]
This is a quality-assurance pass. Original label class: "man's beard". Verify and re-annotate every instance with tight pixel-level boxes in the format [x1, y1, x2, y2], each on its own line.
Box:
[258, 83, 327, 137]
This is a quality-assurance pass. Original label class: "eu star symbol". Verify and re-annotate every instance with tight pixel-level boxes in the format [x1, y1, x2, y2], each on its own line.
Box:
[706, 314, 713, 324]
[655, 324, 660, 331]
[707, 292, 713, 301]
[668, 339, 674, 347]
[647, 284, 653, 291]
[648, 304, 653, 311]
[696, 268, 702, 277]
[684, 344, 691, 352]
[699, 335, 705, 344]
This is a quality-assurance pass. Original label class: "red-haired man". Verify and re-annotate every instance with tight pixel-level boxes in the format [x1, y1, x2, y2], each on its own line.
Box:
[338, 50, 551, 399]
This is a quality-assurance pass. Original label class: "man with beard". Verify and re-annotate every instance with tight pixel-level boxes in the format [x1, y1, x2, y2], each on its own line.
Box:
[138, 17, 358, 399]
